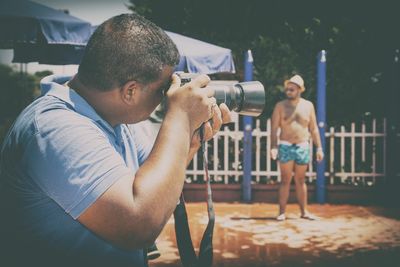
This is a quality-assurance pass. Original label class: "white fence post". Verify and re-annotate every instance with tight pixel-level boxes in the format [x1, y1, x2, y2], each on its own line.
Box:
[351, 123, 356, 184]
[340, 126, 346, 183]
[383, 118, 387, 181]
[372, 119, 377, 184]
[254, 120, 260, 183]
[224, 127, 229, 184]
[213, 128, 218, 182]
[234, 114, 240, 182]
[266, 119, 272, 180]
[329, 127, 335, 184]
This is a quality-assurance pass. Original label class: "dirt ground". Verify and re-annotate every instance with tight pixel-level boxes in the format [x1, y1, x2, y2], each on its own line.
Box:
[149, 203, 400, 267]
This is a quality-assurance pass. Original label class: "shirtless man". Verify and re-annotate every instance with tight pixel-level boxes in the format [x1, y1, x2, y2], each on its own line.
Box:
[271, 75, 324, 221]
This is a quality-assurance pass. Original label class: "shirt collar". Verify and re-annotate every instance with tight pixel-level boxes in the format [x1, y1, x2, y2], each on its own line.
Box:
[40, 74, 117, 136]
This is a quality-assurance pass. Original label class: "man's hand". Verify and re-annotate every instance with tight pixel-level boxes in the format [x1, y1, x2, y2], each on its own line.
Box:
[164, 74, 232, 164]
[186, 103, 232, 165]
[166, 74, 216, 135]
[188, 103, 232, 152]
[316, 148, 324, 162]
[270, 148, 278, 160]
[199, 103, 232, 141]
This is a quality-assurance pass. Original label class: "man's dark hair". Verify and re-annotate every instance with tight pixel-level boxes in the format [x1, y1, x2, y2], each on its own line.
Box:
[78, 13, 180, 91]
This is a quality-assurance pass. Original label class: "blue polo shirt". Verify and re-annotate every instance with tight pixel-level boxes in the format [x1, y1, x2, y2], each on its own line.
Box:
[0, 75, 152, 266]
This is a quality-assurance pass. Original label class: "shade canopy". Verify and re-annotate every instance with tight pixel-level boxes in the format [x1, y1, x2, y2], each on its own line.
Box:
[0, 0, 92, 48]
[166, 31, 235, 73]
[0, 0, 235, 73]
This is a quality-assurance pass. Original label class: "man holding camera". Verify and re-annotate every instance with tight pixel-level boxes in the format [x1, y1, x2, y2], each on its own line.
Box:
[0, 13, 231, 266]
[270, 75, 324, 221]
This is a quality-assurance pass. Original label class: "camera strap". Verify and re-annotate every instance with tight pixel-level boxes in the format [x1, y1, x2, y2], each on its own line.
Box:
[174, 126, 215, 267]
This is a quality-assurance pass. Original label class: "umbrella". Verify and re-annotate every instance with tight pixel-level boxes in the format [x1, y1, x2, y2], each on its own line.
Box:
[11, 29, 236, 73]
[166, 31, 235, 74]
[0, 0, 92, 64]
[0, 0, 235, 73]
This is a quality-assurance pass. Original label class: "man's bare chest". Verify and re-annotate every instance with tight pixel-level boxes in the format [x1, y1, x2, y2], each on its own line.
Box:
[281, 102, 311, 126]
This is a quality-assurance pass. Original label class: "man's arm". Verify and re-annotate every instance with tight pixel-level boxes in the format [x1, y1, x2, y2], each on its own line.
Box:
[78, 75, 217, 250]
[270, 103, 281, 160]
[309, 103, 324, 161]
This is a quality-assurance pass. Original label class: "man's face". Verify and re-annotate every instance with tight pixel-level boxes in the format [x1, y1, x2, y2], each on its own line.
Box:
[285, 82, 301, 100]
[130, 66, 174, 122]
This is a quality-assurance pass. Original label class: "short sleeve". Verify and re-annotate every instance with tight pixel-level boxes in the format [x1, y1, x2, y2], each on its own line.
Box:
[26, 109, 134, 219]
[127, 121, 159, 165]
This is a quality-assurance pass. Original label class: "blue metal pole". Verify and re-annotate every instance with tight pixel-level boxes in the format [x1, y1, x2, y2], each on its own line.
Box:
[316, 50, 327, 204]
[242, 50, 253, 203]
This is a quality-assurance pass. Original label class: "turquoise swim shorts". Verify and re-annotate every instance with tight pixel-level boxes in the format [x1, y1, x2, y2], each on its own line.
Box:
[278, 143, 310, 165]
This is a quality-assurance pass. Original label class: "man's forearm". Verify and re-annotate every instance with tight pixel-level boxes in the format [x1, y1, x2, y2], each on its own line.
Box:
[133, 111, 192, 232]
[311, 129, 322, 149]
[271, 128, 278, 148]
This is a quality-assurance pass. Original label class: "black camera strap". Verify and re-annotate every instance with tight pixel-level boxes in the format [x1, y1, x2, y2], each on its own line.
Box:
[174, 126, 215, 267]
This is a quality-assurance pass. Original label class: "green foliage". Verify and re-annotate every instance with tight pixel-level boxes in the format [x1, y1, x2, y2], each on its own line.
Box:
[251, 36, 301, 118]
[0, 64, 53, 144]
[0, 65, 36, 119]
[128, 0, 394, 125]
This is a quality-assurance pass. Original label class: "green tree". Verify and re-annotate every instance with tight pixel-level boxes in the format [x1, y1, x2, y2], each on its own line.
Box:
[0, 64, 53, 144]
[128, 0, 395, 126]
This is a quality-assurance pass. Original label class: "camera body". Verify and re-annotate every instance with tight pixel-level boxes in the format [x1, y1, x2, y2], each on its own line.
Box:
[177, 72, 265, 117]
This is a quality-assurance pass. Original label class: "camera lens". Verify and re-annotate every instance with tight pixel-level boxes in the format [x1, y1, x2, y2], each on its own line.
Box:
[175, 72, 265, 117]
[212, 81, 265, 117]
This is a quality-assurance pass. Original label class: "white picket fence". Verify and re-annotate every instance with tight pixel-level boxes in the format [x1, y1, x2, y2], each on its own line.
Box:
[186, 117, 390, 185]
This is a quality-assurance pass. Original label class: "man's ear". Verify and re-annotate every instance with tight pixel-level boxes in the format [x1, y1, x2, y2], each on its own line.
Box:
[121, 81, 139, 105]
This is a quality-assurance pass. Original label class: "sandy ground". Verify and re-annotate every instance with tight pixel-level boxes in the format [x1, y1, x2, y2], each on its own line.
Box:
[149, 203, 400, 267]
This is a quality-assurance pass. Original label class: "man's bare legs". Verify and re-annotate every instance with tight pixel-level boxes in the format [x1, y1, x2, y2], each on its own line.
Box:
[293, 164, 308, 216]
[294, 163, 319, 220]
[278, 161, 294, 219]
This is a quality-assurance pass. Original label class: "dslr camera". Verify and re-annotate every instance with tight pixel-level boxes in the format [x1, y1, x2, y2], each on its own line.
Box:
[177, 72, 265, 117]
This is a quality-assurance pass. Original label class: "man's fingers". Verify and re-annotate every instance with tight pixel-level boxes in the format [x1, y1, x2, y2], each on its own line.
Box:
[219, 103, 232, 124]
[202, 122, 213, 141]
[211, 104, 222, 133]
[166, 73, 181, 95]
[207, 97, 217, 120]
[189, 75, 214, 97]
[191, 129, 201, 148]
[202, 86, 215, 97]
[190, 74, 210, 88]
